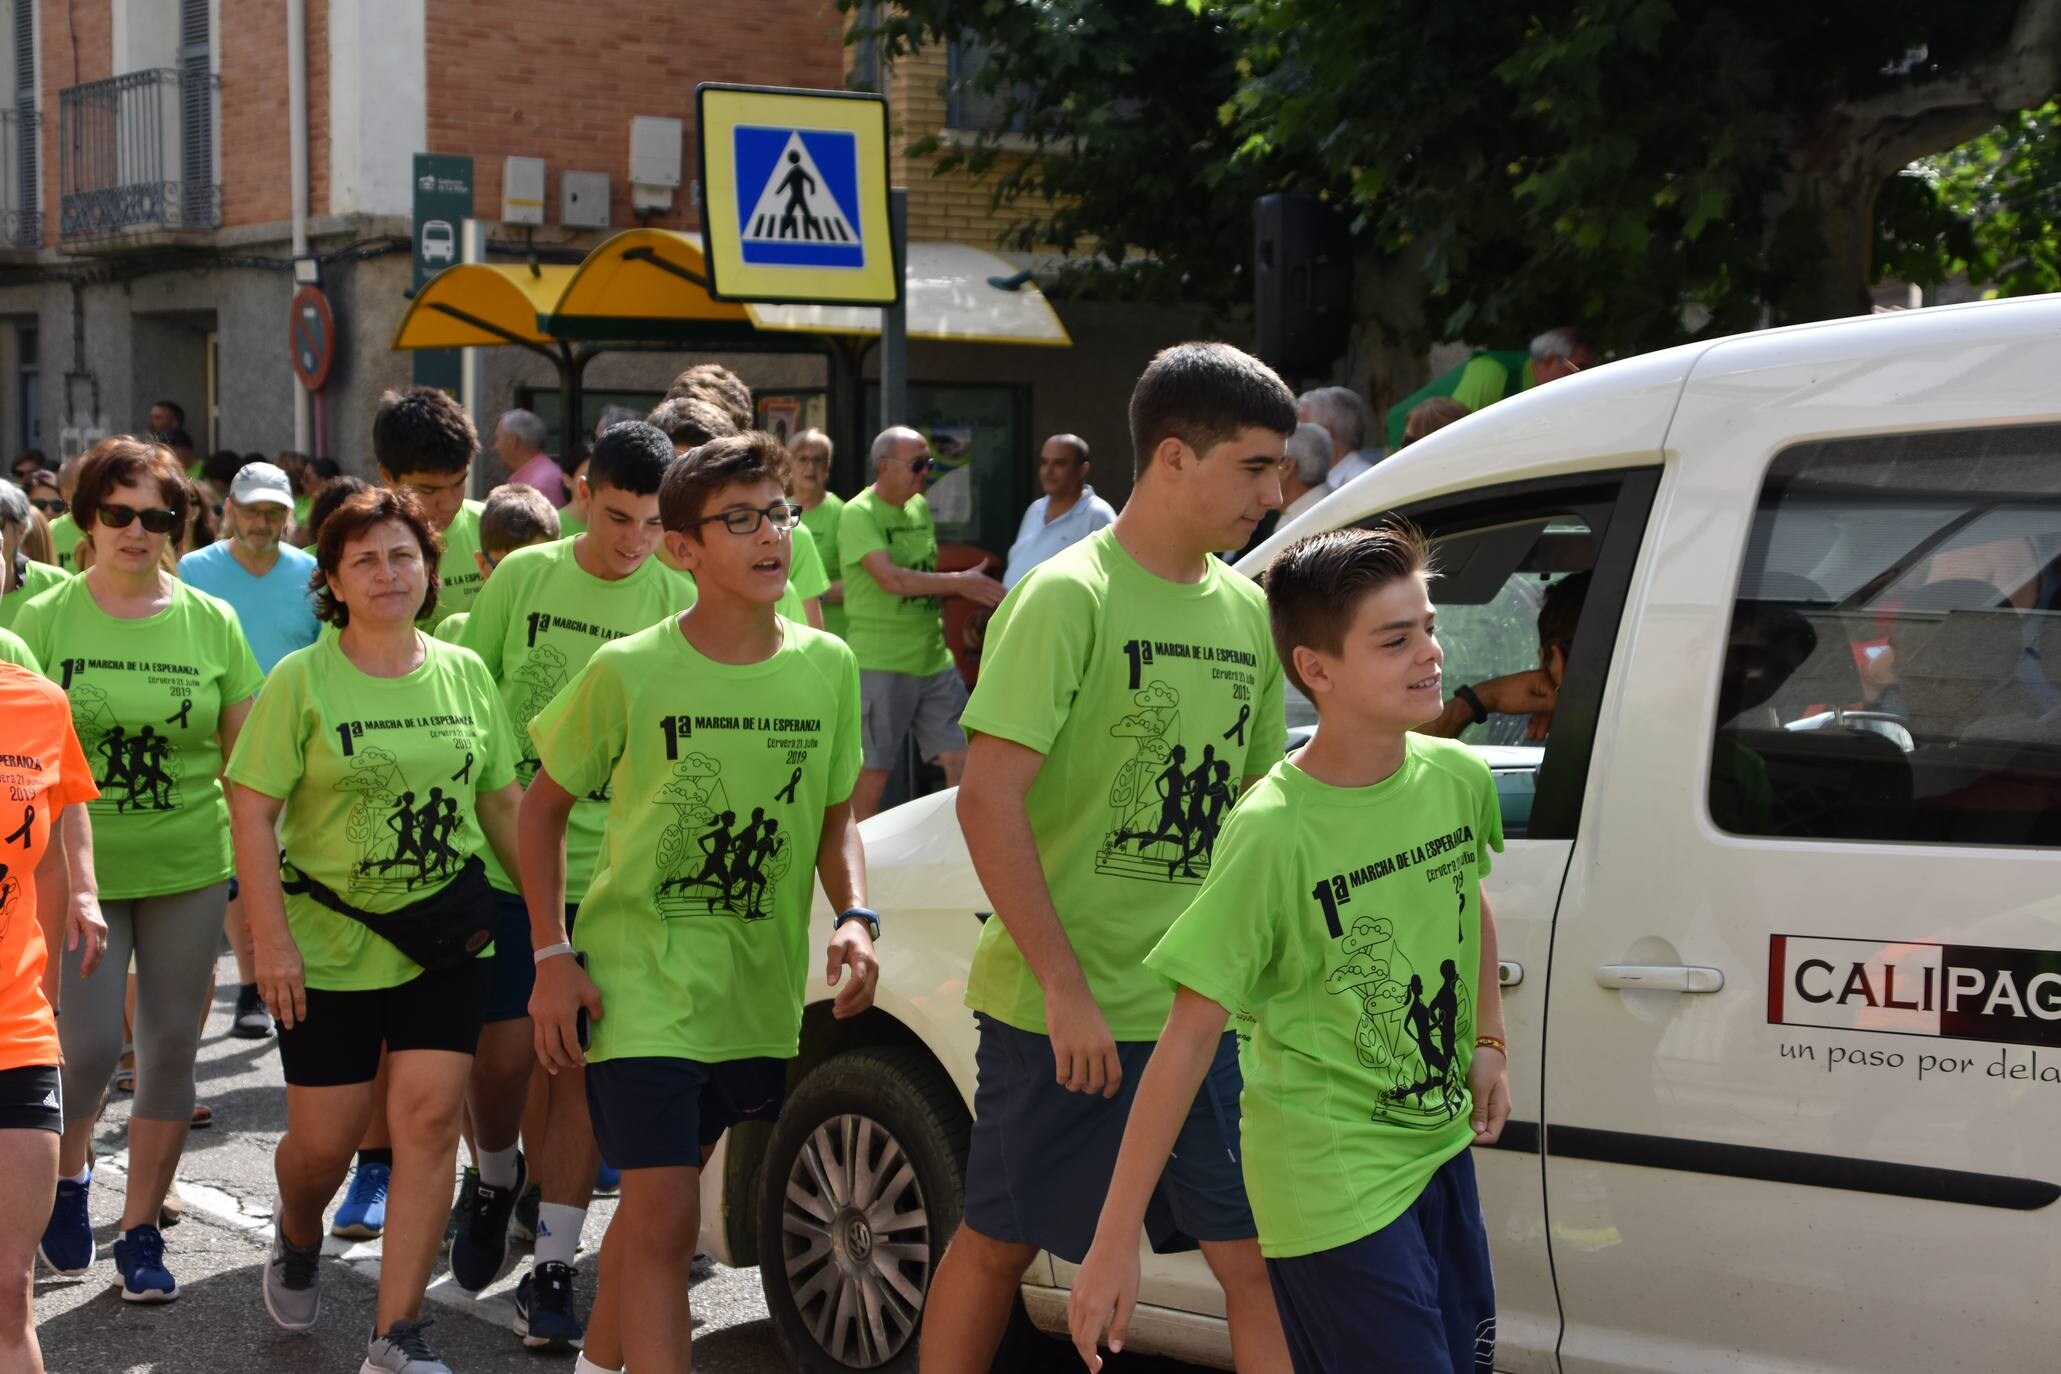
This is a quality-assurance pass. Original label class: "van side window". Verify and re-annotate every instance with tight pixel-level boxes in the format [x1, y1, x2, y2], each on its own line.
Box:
[1714, 425, 2061, 846]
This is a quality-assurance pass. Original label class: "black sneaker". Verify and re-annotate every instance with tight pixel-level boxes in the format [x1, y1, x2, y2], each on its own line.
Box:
[232, 984, 274, 1039]
[447, 1151, 526, 1292]
[513, 1260, 583, 1351]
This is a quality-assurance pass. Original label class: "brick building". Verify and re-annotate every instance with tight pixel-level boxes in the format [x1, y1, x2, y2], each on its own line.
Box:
[0, 0, 1205, 549]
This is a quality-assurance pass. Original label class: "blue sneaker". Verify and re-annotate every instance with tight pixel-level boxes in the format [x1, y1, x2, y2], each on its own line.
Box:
[112, 1224, 179, 1302]
[513, 1260, 584, 1351]
[593, 1160, 620, 1196]
[332, 1161, 390, 1240]
[37, 1176, 94, 1276]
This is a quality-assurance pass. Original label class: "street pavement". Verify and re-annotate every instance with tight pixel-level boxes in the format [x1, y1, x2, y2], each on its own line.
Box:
[32, 951, 1209, 1373]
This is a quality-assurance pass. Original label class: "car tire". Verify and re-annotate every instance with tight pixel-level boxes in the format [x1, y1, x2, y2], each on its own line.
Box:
[758, 1046, 1053, 1373]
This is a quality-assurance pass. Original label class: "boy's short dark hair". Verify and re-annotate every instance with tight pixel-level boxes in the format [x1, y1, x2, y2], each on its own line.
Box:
[479, 483, 561, 555]
[372, 386, 477, 477]
[201, 449, 248, 486]
[665, 364, 754, 431]
[1129, 342, 1297, 480]
[1263, 523, 1434, 697]
[590, 420, 677, 495]
[304, 474, 369, 545]
[659, 431, 792, 535]
[1536, 570, 1591, 661]
[645, 396, 737, 452]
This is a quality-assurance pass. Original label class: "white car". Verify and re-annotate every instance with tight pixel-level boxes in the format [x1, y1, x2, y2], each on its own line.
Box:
[702, 296, 2061, 1372]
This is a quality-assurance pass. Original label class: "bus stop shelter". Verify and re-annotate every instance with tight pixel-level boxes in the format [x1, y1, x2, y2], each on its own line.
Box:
[391, 227, 1071, 478]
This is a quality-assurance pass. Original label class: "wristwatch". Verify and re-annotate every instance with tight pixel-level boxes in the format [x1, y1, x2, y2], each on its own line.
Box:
[1454, 683, 1489, 726]
[835, 906, 882, 940]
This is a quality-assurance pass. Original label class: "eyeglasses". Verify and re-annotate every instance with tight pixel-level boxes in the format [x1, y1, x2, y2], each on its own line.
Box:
[96, 504, 180, 535]
[794, 451, 831, 467]
[30, 498, 65, 515]
[902, 457, 932, 474]
[688, 501, 799, 536]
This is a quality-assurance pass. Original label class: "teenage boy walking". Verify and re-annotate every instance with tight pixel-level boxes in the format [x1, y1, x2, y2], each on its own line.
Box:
[923, 342, 1296, 1373]
[373, 387, 489, 629]
[521, 432, 879, 1374]
[448, 423, 685, 1351]
[1069, 525, 1512, 1374]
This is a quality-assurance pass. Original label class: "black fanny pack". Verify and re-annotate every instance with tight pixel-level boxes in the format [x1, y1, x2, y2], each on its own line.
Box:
[281, 856, 495, 972]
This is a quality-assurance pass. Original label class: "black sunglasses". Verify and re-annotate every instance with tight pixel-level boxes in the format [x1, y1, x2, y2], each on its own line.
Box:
[30, 497, 65, 514]
[97, 503, 181, 535]
[687, 501, 800, 536]
[903, 456, 932, 473]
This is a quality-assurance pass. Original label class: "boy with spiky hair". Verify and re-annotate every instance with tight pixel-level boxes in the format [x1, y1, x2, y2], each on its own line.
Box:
[924, 342, 1298, 1371]
[1070, 524, 1511, 1374]
[431, 484, 562, 645]
[522, 431, 878, 1374]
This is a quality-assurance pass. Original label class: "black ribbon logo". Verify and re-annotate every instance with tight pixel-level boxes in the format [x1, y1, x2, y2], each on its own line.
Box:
[775, 766, 802, 804]
[1221, 704, 1251, 746]
[450, 752, 475, 785]
[4, 805, 30, 849]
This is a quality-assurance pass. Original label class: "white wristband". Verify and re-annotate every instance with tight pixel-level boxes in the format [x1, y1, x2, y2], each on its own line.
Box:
[533, 941, 576, 965]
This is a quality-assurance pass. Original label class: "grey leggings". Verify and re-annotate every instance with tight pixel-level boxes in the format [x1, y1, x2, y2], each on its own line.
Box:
[57, 883, 228, 1125]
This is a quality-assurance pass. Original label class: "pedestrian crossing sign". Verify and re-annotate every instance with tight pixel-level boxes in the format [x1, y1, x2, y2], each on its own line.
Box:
[697, 84, 898, 306]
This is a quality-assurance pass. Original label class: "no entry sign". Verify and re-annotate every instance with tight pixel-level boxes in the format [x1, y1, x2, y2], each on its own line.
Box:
[290, 284, 336, 391]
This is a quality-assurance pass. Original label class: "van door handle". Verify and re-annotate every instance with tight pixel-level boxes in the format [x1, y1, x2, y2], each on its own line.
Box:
[1498, 961, 1523, 988]
[1596, 964, 1724, 994]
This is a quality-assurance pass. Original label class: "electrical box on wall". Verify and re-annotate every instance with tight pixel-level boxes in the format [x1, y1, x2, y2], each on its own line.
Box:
[629, 115, 683, 211]
[562, 171, 612, 229]
[502, 156, 546, 225]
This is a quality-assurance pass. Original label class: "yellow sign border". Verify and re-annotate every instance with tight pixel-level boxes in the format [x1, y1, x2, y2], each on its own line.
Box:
[697, 84, 897, 307]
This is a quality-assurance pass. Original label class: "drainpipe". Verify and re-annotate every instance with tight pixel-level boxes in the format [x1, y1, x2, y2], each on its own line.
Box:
[288, 0, 310, 453]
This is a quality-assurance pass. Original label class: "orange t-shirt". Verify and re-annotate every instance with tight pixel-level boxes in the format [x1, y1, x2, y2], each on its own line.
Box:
[0, 661, 99, 1071]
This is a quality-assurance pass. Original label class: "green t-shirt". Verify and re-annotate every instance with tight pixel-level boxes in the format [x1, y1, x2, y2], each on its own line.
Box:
[432, 611, 469, 644]
[1145, 737, 1505, 1258]
[12, 577, 264, 900]
[48, 513, 83, 572]
[960, 528, 1289, 1038]
[428, 499, 487, 629]
[839, 487, 950, 676]
[0, 625, 37, 671]
[528, 618, 863, 1062]
[789, 521, 829, 603]
[458, 537, 694, 897]
[224, 634, 517, 991]
[1384, 350, 1533, 450]
[800, 493, 846, 638]
[1, 558, 67, 632]
[558, 504, 587, 538]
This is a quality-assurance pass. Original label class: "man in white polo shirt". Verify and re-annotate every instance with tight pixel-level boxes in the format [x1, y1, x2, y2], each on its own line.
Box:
[1001, 434, 1117, 589]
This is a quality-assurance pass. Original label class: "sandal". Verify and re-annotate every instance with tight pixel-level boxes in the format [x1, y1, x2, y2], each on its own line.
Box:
[115, 1046, 135, 1093]
[190, 1103, 213, 1129]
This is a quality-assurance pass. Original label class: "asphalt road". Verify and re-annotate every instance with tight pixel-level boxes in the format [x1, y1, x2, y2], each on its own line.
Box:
[32, 951, 1209, 1374]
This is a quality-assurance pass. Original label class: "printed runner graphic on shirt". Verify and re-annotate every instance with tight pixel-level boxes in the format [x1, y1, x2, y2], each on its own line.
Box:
[649, 709, 823, 921]
[1317, 824, 1483, 1130]
[1096, 638, 1262, 886]
[69, 681, 183, 814]
[331, 723, 481, 899]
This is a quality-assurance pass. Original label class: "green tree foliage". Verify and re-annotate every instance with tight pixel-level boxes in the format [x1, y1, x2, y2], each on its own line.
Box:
[850, 0, 2061, 365]
[1882, 102, 2061, 297]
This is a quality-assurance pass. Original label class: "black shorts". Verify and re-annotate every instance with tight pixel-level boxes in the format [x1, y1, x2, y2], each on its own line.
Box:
[277, 957, 493, 1088]
[585, 1056, 787, 1171]
[0, 1064, 62, 1133]
[482, 889, 581, 1024]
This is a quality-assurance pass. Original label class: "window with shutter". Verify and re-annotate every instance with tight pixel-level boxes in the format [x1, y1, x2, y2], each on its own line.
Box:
[178, 0, 211, 227]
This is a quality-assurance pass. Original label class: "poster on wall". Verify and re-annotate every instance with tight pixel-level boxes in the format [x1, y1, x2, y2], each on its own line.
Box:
[755, 392, 826, 447]
[924, 425, 975, 525]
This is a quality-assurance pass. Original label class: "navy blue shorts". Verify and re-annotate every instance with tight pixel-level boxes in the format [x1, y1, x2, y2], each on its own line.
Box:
[963, 1014, 1253, 1264]
[1264, 1149, 1495, 1374]
[482, 889, 580, 1024]
[584, 1056, 787, 1171]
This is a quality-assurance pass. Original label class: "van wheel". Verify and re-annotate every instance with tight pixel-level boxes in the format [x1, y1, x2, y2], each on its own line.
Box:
[759, 1047, 969, 1372]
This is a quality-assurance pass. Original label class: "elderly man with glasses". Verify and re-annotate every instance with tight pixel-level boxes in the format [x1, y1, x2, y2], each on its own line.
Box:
[840, 426, 1006, 818]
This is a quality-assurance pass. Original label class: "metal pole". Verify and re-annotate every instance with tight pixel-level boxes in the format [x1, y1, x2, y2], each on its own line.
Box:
[879, 187, 908, 428]
[287, 0, 310, 452]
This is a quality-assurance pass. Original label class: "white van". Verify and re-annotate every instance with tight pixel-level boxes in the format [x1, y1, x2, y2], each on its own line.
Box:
[701, 296, 2061, 1372]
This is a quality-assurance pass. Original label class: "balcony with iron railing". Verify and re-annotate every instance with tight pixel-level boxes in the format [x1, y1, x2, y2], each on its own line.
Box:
[0, 106, 40, 252]
[60, 68, 219, 243]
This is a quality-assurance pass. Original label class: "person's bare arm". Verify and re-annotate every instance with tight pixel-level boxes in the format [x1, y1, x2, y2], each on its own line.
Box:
[816, 800, 877, 1018]
[858, 549, 1005, 608]
[803, 597, 825, 631]
[56, 804, 106, 980]
[216, 696, 254, 765]
[1470, 887, 1510, 1143]
[1068, 987, 1230, 1368]
[958, 732, 1121, 1095]
[474, 780, 524, 884]
[518, 768, 600, 1073]
[1417, 671, 1558, 740]
[823, 577, 843, 605]
[229, 784, 305, 1028]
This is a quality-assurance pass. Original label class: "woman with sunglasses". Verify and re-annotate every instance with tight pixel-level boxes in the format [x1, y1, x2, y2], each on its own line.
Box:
[0, 480, 67, 634]
[10, 436, 263, 1305]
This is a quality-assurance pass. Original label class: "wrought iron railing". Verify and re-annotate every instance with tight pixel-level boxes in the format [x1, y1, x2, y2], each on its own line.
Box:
[59, 68, 219, 237]
[0, 107, 40, 248]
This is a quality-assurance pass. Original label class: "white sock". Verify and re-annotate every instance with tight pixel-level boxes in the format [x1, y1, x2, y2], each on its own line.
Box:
[64, 1165, 90, 1186]
[535, 1202, 586, 1268]
[573, 1354, 620, 1374]
[477, 1143, 520, 1190]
